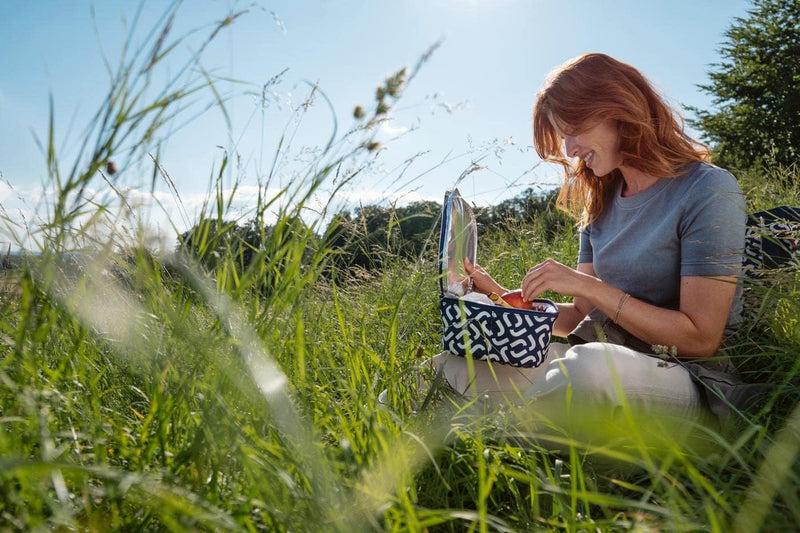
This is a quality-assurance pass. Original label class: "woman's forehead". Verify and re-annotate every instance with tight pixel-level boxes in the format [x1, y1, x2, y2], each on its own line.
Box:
[547, 112, 578, 136]
[547, 110, 608, 137]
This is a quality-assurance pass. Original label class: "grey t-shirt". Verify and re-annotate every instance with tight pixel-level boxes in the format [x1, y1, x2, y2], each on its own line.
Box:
[578, 162, 746, 330]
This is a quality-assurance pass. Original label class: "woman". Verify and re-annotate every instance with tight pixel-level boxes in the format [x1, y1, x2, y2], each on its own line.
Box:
[428, 53, 747, 433]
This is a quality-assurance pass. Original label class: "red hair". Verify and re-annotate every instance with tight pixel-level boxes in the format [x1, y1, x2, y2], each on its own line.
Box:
[532, 53, 710, 225]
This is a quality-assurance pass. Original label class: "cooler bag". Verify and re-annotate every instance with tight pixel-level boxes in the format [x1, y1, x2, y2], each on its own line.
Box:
[438, 189, 559, 368]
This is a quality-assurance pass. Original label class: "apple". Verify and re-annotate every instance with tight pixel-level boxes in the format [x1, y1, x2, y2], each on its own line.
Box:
[500, 289, 532, 310]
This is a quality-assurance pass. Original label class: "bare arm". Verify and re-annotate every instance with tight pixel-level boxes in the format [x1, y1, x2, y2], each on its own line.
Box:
[521, 258, 737, 358]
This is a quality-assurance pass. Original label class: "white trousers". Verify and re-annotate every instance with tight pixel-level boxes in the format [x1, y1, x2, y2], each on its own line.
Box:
[426, 342, 711, 443]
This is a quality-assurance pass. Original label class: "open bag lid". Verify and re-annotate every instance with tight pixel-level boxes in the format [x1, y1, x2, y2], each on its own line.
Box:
[439, 189, 478, 297]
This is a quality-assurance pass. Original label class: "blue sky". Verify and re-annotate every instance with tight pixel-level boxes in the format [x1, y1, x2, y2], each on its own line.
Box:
[0, 0, 752, 251]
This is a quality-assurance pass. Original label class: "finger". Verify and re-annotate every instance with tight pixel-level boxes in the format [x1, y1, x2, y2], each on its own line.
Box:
[520, 278, 540, 302]
[464, 258, 483, 275]
[525, 265, 553, 298]
[522, 267, 541, 289]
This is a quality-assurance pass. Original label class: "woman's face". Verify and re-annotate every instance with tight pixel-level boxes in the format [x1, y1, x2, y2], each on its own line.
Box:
[553, 119, 622, 176]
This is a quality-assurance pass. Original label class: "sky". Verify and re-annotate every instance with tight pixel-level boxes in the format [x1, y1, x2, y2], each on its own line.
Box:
[0, 0, 753, 251]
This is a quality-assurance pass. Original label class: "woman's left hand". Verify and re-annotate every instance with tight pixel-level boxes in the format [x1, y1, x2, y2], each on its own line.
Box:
[520, 258, 597, 301]
[464, 258, 507, 295]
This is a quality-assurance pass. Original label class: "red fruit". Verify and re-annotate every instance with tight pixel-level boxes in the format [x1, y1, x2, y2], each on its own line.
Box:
[500, 289, 532, 310]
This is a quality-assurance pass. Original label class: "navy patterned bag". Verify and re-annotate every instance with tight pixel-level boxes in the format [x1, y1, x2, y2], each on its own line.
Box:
[438, 189, 559, 368]
[741, 206, 800, 322]
[743, 206, 800, 273]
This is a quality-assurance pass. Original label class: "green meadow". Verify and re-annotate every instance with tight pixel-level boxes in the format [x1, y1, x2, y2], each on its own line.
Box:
[1, 8, 799, 532]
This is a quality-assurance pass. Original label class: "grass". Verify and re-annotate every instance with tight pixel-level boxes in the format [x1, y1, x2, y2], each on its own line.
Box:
[2, 5, 800, 532]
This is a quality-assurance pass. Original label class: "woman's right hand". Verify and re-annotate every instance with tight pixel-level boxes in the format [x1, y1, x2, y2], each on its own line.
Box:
[520, 258, 597, 301]
[464, 258, 507, 295]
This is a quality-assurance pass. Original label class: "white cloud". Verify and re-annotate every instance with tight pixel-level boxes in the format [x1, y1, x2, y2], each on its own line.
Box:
[378, 120, 410, 138]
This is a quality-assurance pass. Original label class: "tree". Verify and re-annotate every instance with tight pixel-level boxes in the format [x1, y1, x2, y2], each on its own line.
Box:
[689, 0, 800, 171]
[322, 201, 440, 272]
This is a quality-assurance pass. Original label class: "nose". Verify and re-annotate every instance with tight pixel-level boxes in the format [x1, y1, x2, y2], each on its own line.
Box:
[564, 136, 579, 158]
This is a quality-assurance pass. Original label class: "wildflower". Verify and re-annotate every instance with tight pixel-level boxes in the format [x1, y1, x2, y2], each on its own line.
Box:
[651, 344, 678, 360]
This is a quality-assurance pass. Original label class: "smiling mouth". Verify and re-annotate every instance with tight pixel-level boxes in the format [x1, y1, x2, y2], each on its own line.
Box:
[583, 151, 594, 167]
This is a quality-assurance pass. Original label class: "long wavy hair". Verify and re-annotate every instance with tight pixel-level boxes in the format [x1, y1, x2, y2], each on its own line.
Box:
[532, 53, 710, 225]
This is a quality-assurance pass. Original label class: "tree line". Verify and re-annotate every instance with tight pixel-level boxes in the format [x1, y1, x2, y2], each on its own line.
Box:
[176, 187, 569, 276]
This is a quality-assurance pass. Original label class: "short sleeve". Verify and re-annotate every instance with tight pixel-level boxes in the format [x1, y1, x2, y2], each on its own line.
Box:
[578, 225, 593, 264]
[680, 168, 746, 277]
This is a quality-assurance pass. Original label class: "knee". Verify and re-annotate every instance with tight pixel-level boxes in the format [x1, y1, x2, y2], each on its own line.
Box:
[557, 343, 620, 384]
[542, 343, 627, 404]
